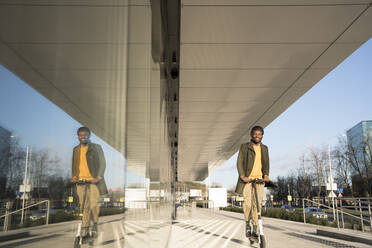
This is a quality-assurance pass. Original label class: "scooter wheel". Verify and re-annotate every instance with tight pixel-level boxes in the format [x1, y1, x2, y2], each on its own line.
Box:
[88, 238, 97, 247]
[259, 235, 266, 248]
[73, 237, 81, 248]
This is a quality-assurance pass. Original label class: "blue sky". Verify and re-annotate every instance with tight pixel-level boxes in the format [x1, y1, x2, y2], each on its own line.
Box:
[207, 38, 372, 190]
[1, 38, 371, 191]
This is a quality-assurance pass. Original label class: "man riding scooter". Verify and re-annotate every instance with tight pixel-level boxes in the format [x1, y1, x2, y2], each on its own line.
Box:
[235, 126, 270, 239]
[71, 127, 108, 242]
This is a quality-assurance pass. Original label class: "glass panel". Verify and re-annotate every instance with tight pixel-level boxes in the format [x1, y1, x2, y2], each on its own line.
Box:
[0, 1, 174, 246]
[124, 3, 173, 247]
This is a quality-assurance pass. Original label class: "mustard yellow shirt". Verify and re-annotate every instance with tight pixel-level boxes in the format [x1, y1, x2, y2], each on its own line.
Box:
[78, 146, 93, 180]
[248, 144, 263, 178]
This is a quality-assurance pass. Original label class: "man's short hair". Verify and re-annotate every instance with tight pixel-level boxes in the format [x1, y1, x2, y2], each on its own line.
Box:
[251, 126, 264, 135]
[77, 126, 91, 135]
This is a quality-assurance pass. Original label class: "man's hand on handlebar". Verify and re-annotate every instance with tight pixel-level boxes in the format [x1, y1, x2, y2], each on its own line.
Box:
[91, 176, 102, 184]
[71, 178, 90, 184]
[240, 176, 250, 183]
[70, 177, 101, 184]
[248, 178, 265, 184]
[241, 175, 269, 183]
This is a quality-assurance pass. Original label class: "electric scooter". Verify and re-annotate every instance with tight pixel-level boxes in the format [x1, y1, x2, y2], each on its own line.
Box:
[73, 180, 96, 248]
[247, 178, 267, 248]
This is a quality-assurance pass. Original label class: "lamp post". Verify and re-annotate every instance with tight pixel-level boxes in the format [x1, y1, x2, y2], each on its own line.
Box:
[328, 133, 346, 224]
[7, 135, 30, 224]
[327, 142, 336, 222]
[20, 145, 30, 225]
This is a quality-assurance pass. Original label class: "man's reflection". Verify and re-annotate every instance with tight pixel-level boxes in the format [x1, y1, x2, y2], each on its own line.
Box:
[71, 126, 107, 238]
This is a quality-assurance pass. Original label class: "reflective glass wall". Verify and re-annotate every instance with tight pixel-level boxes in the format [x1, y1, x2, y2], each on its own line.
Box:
[0, 0, 173, 247]
[124, 2, 173, 247]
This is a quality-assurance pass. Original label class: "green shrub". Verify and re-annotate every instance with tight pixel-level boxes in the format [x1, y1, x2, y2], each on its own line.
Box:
[99, 208, 125, 216]
[348, 218, 362, 231]
[261, 208, 304, 222]
[24, 218, 45, 227]
[220, 207, 243, 213]
[49, 211, 77, 224]
[2, 207, 127, 231]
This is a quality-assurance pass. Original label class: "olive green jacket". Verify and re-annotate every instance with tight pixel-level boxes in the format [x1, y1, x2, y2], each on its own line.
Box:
[235, 142, 270, 195]
[72, 143, 108, 195]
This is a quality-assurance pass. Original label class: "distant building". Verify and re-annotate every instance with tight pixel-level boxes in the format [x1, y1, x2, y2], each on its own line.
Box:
[347, 120, 372, 171]
[0, 126, 11, 195]
[347, 120, 372, 196]
[208, 187, 227, 208]
[125, 188, 147, 208]
[0, 126, 11, 154]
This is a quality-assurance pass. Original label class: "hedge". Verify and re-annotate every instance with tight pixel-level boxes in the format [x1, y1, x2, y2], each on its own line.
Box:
[220, 207, 362, 230]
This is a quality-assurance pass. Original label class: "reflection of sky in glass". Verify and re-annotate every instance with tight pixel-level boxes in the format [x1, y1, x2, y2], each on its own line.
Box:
[0, 65, 143, 189]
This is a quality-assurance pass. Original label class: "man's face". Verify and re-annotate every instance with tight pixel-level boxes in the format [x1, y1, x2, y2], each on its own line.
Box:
[251, 130, 263, 144]
[78, 131, 90, 145]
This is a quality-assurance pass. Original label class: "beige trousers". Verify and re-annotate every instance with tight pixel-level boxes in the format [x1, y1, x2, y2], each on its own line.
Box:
[242, 182, 264, 225]
[76, 184, 100, 228]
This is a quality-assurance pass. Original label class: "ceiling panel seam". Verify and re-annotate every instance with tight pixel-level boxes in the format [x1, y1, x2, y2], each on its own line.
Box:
[180, 42, 362, 45]
[180, 67, 321, 70]
[182, 4, 370, 7]
[179, 87, 300, 88]
[5, 42, 150, 45]
[0, 4, 148, 7]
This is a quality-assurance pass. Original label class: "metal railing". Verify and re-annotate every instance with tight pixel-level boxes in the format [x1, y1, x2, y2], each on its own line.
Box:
[0, 200, 50, 232]
[337, 197, 372, 232]
[302, 197, 372, 232]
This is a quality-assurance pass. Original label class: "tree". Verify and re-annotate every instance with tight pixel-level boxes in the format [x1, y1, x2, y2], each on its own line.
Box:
[308, 147, 327, 201]
[363, 133, 372, 194]
[47, 175, 69, 201]
[332, 137, 352, 194]
[273, 176, 288, 203]
[295, 172, 312, 199]
[346, 135, 370, 196]
[30, 148, 61, 201]
[0, 138, 26, 198]
[296, 154, 312, 199]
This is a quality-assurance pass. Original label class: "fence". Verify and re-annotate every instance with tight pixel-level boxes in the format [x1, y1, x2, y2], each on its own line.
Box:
[0, 200, 50, 232]
[302, 197, 372, 232]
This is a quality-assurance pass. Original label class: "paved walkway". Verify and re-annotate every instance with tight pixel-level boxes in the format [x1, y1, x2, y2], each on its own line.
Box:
[168, 208, 371, 248]
[0, 208, 370, 247]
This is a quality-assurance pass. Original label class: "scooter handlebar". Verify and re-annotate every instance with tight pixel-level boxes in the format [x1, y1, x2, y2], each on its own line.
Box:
[248, 178, 265, 184]
[69, 179, 93, 186]
[247, 178, 278, 188]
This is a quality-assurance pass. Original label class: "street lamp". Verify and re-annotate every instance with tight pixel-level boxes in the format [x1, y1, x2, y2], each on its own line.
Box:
[327, 133, 346, 226]
[327, 133, 346, 185]
[10, 136, 32, 225]
[20, 145, 32, 224]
